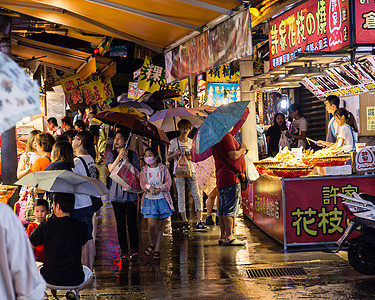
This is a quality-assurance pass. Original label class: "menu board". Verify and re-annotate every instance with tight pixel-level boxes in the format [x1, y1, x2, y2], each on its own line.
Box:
[367, 106, 375, 131]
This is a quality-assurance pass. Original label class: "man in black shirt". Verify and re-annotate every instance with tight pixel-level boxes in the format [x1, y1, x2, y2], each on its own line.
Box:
[29, 193, 89, 288]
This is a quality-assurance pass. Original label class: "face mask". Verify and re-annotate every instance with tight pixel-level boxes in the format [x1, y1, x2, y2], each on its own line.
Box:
[144, 157, 155, 165]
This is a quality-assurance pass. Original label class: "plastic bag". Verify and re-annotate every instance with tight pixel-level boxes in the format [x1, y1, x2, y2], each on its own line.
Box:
[279, 130, 290, 150]
[244, 153, 259, 184]
[175, 153, 192, 178]
[110, 159, 142, 193]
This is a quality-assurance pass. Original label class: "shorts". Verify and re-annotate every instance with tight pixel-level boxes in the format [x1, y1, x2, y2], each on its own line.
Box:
[218, 182, 241, 217]
[90, 125, 100, 137]
[141, 197, 174, 219]
[71, 206, 94, 240]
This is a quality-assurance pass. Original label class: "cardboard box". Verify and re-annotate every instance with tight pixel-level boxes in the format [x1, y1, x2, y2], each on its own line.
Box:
[315, 165, 352, 176]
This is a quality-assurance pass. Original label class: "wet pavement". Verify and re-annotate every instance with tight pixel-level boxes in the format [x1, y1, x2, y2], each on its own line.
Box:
[47, 197, 375, 300]
[48, 164, 375, 299]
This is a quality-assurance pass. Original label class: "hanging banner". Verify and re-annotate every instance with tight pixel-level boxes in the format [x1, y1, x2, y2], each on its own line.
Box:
[269, 0, 350, 69]
[206, 63, 240, 83]
[137, 56, 166, 93]
[206, 83, 240, 107]
[60, 73, 114, 111]
[353, 0, 375, 46]
[165, 10, 252, 83]
[128, 82, 146, 99]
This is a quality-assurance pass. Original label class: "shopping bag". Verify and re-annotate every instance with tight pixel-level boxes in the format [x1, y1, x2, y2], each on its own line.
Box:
[175, 153, 192, 178]
[279, 130, 290, 150]
[110, 159, 142, 193]
[244, 153, 259, 184]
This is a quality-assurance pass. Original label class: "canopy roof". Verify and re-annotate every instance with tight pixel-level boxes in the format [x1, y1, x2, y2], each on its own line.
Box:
[0, 0, 244, 52]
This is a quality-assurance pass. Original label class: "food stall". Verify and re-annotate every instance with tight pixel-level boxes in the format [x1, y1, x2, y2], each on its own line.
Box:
[242, 148, 375, 250]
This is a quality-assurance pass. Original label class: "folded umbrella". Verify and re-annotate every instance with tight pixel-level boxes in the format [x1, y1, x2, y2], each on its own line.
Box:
[94, 111, 169, 144]
[195, 101, 250, 154]
[148, 107, 207, 132]
[15, 170, 109, 197]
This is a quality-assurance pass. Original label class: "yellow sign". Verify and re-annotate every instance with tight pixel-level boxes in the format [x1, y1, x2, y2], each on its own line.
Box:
[206, 63, 239, 83]
[367, 106, 375, 131]
[137, 56, 166, 93]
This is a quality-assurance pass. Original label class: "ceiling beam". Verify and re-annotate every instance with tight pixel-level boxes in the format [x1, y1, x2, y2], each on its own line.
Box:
[0, 1, 163, 52]
[84, 0, 201, 31]
[176, 0, 233, 16]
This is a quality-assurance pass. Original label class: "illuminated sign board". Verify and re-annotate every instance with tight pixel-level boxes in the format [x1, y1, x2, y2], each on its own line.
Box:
[269, 0, 350, 69]
[352, 0, 375, 46]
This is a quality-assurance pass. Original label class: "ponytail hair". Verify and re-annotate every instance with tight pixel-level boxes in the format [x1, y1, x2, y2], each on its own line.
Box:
[334, 108, 358, 133]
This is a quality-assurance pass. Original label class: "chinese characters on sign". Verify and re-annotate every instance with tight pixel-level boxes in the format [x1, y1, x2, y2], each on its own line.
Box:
[206, 63, 240, 83]
[128, 82, 145, 100]
[269, 0, 349, 69]
[290, 183, 358, 238]
[367, 106, 375, 131]
[354, 0, 375, 45]
[354, 148, 375, 172]
[206, 83, 240, 107]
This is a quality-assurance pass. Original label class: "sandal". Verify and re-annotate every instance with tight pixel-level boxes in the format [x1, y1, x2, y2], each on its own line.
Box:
[223, 238, 246, 246]
[144, 245, 154, 256]
[152, 251, 161, 260]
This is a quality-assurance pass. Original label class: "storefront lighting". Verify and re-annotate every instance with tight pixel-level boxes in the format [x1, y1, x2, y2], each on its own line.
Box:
[281, 99, 288, 109]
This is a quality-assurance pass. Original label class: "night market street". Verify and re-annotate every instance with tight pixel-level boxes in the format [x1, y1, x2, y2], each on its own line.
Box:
[61, 198, 375, 300]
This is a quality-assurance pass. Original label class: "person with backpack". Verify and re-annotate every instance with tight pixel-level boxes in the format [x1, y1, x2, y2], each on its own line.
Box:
[105, 129, 141, 260]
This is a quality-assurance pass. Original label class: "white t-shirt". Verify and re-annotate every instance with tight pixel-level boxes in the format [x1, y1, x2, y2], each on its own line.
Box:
[337, 124, 355, 153]
[144, 166, 164, 199]
[290, 117, 308, 149]
[73, 154, 96, 209]
[168, 137, 195, 174]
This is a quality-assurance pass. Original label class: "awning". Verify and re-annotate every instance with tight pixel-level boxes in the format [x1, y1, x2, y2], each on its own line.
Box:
[0, 0, 242, 52]
[12, 35, 115, 75]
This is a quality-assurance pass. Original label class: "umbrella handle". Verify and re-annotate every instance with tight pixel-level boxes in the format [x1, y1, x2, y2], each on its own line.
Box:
[119, 131, 133, 164]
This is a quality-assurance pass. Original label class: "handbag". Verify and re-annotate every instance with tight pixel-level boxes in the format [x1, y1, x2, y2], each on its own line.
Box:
[77, 156, 104, 212]
[217, 152, 248, 192]
[175, 152, 192, 178]
[110, 157, 142, 193]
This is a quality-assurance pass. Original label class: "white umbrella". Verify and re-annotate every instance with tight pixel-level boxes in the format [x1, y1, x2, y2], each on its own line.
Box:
[15, 170, 109, 197]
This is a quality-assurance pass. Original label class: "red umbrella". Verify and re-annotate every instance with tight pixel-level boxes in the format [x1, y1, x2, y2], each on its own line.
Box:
[94, 111, 169, 144]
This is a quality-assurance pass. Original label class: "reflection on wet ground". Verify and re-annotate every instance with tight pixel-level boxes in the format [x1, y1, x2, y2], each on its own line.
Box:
[49, 164, 375, 299]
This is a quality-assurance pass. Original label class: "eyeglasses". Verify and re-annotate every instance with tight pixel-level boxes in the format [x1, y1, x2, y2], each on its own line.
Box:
[73, 137, 81, 140]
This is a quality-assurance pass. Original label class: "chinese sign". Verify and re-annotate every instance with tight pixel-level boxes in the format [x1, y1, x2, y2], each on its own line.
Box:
[206, 63, 240, 83]
[165, 10, 252, 83]
[302, 59, 375, 99]
[206, 83, 240, 107]
[353, 0, 375, 45]
[284, 177, 373, 245]
[137, 56, 165, 93]
[60, 73, 114, 112]
[0, 52, 41, 134]
[367, 106, 375, 130]
[269, 0, 350, 69]
[128, 82, 145, 100]
[353, 148, 375, 172]
[110, 45, 127, 57]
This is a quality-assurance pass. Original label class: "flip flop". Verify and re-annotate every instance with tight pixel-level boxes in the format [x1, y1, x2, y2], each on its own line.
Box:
[144, 245, 154, 256]
[152, 251, 161, 261]
[223, 238, 246, 246]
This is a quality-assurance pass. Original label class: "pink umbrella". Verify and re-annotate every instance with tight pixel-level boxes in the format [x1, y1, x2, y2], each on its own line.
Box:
[191, 107, 249, 162]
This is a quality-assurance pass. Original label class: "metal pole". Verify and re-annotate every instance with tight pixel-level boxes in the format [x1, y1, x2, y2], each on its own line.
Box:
[0, 16, 18, 185]
[240, 55, 258, 162]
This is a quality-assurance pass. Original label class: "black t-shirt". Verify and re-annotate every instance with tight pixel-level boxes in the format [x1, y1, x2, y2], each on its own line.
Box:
[29, 216, 88, 286]
[45, 161, 73, 171]
[266, 125, 282, 154]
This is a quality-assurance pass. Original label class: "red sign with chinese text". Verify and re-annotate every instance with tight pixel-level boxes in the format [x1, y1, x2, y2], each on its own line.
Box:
[354, 0, 375, 45]
[284, 176, 373, 245]
[269, 0, 350, 69]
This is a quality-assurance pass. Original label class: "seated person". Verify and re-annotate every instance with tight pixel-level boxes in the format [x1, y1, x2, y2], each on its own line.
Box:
[29, 193, 90, 288]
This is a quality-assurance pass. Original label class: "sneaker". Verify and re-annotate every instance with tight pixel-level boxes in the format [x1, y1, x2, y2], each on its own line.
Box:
[196, 221, 208, 231]
[216, 216, 220, 225]
[205, 215, 214, 225]
[183, 221, 190, 233]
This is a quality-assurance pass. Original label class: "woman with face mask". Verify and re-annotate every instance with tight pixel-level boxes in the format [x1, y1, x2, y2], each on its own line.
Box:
[139, 148, 174, 261]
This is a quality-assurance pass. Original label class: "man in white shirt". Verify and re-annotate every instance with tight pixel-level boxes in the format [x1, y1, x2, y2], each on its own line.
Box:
[47, 117, 64, 137]
[286, 103, 308, 149]
[72, 130, 96, 271]
[0, 203, 45, 300]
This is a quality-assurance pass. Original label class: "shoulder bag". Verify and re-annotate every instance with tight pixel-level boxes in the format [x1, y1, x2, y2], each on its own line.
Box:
[217, 152, 248, 192]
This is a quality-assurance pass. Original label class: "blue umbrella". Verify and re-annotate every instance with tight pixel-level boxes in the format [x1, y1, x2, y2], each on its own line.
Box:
[195, 101, 250, 154]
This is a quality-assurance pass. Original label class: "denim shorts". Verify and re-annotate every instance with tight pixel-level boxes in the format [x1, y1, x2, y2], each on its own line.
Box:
[218, 182, 241, 217]
[141, 197, 174, 219]
[71, 205, 94, 240]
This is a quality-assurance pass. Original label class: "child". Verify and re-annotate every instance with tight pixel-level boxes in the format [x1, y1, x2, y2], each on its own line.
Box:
[140, 148, 174, 260]
[167, 119, 207, 233]
[26, 198, 49, 262]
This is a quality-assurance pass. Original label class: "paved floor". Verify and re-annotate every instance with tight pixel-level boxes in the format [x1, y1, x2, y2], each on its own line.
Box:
[48, 195, 375, 300]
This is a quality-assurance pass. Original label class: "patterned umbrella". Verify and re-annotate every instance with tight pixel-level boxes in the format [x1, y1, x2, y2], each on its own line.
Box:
[195, 101, 250, 154]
